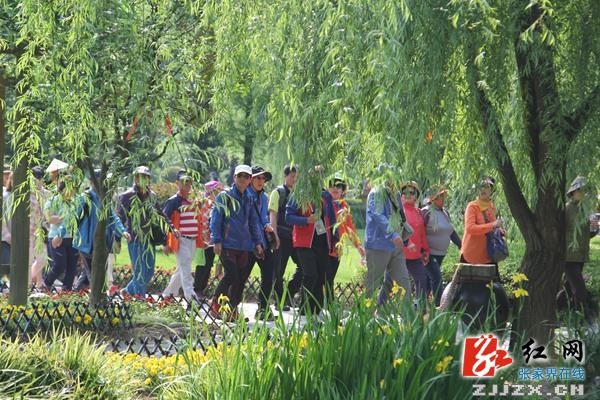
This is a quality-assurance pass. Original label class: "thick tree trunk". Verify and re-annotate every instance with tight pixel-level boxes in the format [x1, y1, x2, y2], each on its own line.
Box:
[89, 175, 109, 305]
[8, 72, 31, 305]
[0, 75, 5, 262]
[9, 142, 30, 305]
[516, 246, 564, 341]
[89, 216, 108, 305]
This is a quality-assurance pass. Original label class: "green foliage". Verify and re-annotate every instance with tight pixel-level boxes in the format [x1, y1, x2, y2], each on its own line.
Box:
[0, 331, 135, 399]
[162, 302, 476, 399]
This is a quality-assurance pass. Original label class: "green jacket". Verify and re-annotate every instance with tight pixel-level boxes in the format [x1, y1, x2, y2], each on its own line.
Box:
[565, 201, 593, 262]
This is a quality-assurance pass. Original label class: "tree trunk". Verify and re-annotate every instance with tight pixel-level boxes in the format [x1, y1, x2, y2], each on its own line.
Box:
[9, 140, 30, 305]
[0, 74, 5, 269]
[89, 176, 109, 305]
[89, 216, 108, 305]
[242, 101, 254, 165]
[243, 129, 254, 166]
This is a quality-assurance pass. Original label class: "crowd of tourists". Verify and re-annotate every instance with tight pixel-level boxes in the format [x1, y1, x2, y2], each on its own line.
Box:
[1, 160, 598, 322]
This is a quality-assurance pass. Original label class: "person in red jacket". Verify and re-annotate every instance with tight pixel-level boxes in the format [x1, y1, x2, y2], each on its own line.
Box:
[400, 181, 430, 300]
[285, 188, 338, 315]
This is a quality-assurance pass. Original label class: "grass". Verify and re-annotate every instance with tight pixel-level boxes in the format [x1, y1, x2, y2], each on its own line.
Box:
[0, 330, 136, 399]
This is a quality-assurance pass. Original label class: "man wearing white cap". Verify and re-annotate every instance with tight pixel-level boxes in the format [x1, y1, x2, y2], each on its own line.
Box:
[209, 164, 264, 320]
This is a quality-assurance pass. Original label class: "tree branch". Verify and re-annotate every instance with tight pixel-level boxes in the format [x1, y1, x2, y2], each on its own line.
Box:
[564, 83, 600, 141]
[465, 43, 537, 239]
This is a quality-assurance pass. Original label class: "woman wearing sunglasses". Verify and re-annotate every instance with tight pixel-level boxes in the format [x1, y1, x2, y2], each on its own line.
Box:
[400, 181, 430, 302]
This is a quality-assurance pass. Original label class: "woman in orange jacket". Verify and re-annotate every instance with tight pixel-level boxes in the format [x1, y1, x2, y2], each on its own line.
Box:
[460, 176, 504, 265]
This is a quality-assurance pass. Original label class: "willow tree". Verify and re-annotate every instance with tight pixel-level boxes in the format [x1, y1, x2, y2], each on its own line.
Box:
[206, 0, 600, 339]
[12, 0, 213, 304]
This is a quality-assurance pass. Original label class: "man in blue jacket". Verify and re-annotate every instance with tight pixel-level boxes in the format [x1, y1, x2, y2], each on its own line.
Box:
[364, 183, 412, 306]
[73, 169, 131, 291]
[241, 166, 277, 320]
[209, 164, 264, 320]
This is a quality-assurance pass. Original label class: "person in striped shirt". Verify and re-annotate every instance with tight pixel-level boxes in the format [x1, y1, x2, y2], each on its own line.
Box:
[162, 170, 207, 302]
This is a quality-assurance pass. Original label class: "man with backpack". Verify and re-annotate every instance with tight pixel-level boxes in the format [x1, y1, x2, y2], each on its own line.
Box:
[209, 164, 264, 320]
[268, 164, 301, 309]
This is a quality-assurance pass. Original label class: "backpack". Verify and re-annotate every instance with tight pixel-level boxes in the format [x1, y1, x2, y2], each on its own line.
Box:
[217, 188, 236, 240]
[276, 185, 292, 238]
[482, 211, 508, 263]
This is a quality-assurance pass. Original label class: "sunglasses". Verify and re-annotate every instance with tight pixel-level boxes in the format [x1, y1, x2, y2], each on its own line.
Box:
[402, 189, 417, 196]
[334, 183, 346, 190]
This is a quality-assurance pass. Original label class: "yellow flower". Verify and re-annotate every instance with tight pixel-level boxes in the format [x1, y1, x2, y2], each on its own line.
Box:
[144, 378, 152, 386]
[512, 288, 529, 298]
[511, 273, 529, 284]
[435, 355, 454, 373]
[337, 325, 344, 336]
[217, 294, 230, 305]
[83, 314, 93, 325]
[390, 281, 406, 299]
[431, 338, 450, 349]
[393, 358, 405, 368]
[365, 298, 374, 308]
[299, 332, 309, 349]
[379, 379, 385, 389]
[220, 303, 232, 314]
[379, 325, 392, 336]
[74, 315, 82, 323]
[111, 317, 120, 326]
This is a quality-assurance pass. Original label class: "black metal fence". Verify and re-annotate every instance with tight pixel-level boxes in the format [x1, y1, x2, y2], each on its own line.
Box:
[1, 266, 365, 357]
[0, 301, 133, 337]
[110, 266, 363, 304]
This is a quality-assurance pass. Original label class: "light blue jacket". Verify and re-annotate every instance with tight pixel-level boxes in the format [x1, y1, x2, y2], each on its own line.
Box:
[73, 189, 127, 254]
[364, 187, 405, 252]
[248, 187, 270, 250]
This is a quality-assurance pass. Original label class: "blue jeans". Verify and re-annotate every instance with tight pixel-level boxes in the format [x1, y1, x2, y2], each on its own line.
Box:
[45, 238, 78, 290]
[406, 259, 428, 300]
[124, 242, 155, 296]
[425, 254, 445, 307]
